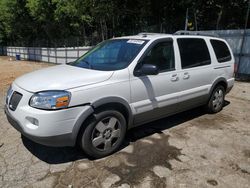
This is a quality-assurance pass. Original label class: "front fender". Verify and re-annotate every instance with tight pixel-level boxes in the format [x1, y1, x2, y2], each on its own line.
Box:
[91, 96, 133, 129]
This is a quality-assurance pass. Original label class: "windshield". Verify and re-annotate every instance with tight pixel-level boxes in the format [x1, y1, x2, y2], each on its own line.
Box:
[69, 39, 148, 71]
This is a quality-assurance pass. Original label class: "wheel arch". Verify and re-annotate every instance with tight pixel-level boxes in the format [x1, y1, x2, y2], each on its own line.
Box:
[72, 97, 133, 146]
[91, 97, 133, 128]
[209, 77, 228, 99]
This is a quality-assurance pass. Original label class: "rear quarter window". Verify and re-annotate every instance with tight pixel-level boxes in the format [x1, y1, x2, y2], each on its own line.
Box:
[210, 39, 232, 63]
[177, 38, 211, 69]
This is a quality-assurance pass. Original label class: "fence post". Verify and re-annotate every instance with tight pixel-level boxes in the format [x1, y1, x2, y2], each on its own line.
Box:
[237, 0, 250, 78]
[33, 41, 36, 62]
[65, 40, 68, 64]
[47, 41, 50, 62]
[19, 47, 21, 60]
[77, 38, 80, 58]
[47, 43, 49, 63]
[28, 47, 30, 61]
[55, 45, 57, 64]
[35, 47, 37, 62]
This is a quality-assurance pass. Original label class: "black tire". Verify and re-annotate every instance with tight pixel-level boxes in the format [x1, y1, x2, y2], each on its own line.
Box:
[79, 110, 126, 159]
[206, 85, 225, 113]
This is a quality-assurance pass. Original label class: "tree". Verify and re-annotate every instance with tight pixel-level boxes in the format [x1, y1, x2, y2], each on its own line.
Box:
[0, 0, 33, 45]
[0, 0, 249, 46]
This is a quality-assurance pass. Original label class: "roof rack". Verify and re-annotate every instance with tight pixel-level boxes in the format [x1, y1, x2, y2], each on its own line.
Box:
[174, 30, 219, 37]
[137, 32, 166, 37]
[138, 32, 166, 35]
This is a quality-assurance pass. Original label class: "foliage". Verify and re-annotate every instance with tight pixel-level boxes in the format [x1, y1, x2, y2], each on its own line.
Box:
[0, 0, 249, 46]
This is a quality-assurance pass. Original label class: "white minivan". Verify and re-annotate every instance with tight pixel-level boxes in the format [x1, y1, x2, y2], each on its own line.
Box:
[5, 32, 235, 158]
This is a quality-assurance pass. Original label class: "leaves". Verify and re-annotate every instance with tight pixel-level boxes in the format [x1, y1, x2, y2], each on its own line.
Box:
[0, 0, 249, 46]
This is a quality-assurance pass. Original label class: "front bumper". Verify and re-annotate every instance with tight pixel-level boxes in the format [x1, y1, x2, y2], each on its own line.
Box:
[5, 83, 94, 147]
[5, 105, 75, 146]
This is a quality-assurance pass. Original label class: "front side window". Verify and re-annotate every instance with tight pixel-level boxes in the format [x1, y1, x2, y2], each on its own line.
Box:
[177, 38, 211, 69]
[70, 39, 148, 71]
[140, 41, 175, 72]
[210, 39, 232, 63]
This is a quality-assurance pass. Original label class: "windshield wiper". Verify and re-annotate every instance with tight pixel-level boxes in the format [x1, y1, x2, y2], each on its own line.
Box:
[81, 60, 92, 69]
[66, 61, 74, 65]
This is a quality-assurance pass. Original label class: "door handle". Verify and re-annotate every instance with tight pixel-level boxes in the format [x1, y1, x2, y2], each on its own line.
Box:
[183, 72, 190, 79]
[171, 74, 178, 81]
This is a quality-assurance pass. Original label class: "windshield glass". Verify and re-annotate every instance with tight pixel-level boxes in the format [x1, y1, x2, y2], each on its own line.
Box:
[69, 39, 148, 71]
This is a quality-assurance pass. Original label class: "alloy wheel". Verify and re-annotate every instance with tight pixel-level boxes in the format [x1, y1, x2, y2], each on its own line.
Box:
[91, 116, 121, 151]
[212, 89, 224, 111]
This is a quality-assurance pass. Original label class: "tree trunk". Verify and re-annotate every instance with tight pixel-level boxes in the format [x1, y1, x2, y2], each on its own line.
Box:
[112, 16, 115, 37]
[216, 7, 223, 30]
[82, 23, 86, 45]
[104, 19, 108, 39]
[100, 19, 104, 41]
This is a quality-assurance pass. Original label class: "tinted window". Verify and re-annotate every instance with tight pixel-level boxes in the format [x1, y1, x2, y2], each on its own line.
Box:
[141, 41, 175, 72]
[177, 38, 211, 69]
[211, 39, 232, 63]
[70, 39, 147, 71]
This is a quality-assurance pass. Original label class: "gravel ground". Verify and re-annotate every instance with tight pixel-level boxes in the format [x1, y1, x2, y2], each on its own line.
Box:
[0, 56, 250, 188]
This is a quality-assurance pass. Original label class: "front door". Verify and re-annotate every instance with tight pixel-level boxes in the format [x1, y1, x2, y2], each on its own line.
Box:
[130, 39, 181, 125]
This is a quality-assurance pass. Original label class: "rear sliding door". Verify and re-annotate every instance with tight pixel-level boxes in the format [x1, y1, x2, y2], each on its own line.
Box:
[176, 37, 214, 108]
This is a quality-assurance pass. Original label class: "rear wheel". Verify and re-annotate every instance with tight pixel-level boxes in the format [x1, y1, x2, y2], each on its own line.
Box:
[207, 85, 225, 113]
[79, 110, 126, 158]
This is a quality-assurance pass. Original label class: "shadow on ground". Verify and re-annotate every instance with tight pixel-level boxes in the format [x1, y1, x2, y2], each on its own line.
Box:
[22, 136, 86, 164]
[22, 101, 230, 164]
[125, 100, 229, 143]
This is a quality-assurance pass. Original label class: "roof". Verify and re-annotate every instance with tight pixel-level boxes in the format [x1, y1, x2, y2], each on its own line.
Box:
[117, 33, 172, 40]
[115, 31, 221, 41]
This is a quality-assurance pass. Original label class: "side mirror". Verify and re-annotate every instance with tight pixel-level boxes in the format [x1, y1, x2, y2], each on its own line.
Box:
[134, 64, 159, 76]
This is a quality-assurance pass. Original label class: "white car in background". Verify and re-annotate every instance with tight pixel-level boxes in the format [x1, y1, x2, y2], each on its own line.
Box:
[5, 32, 235, 158]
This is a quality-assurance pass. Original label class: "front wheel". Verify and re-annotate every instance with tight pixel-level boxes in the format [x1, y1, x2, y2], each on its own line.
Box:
[206, 85, 225, 113]
[79, 110, 126, 158]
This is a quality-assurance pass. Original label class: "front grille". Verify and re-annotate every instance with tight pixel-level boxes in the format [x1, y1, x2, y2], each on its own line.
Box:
[9, 92, 22, 111]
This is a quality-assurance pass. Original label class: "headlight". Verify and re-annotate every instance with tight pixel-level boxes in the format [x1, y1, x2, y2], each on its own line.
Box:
[29, 91, 71, 110]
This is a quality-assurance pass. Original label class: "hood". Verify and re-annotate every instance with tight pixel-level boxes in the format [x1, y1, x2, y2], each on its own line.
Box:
[14, 65, 114, 92]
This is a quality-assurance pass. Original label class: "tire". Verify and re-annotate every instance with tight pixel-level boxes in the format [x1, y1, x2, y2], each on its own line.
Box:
[79, 110, 126, 159]
[206, 85, 225, 113]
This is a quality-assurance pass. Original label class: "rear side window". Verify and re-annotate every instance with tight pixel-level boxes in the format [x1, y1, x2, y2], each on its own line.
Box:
[177, 38, 211, 69]
[210, 39, 232, 63]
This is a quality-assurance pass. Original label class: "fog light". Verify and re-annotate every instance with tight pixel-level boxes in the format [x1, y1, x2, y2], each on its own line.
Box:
[26, 117, 39, 126]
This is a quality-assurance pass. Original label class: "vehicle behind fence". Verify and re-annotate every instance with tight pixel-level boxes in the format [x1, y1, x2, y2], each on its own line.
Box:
[0, 29, 250, 80]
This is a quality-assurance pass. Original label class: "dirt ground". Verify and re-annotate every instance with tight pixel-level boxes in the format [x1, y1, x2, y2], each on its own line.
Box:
[0, 56, 250, 188]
